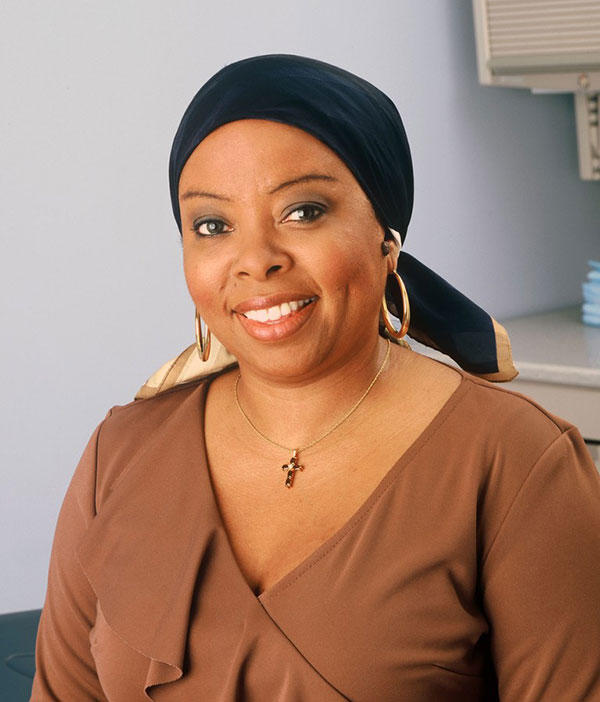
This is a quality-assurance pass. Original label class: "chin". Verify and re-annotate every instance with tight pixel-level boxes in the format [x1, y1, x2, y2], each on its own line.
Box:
[233, 339, 337, 382]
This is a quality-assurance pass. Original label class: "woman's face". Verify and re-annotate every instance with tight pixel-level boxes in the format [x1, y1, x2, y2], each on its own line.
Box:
[179, 119, 396, 380]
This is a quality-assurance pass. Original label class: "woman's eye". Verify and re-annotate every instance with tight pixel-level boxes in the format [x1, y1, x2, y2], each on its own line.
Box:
[191, 205, 324, 237]
[191, 219, 230, 237]
[283, 203, 326, 223]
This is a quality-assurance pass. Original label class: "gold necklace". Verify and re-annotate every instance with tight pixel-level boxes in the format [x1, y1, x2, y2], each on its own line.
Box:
[234, 338, 391, 488]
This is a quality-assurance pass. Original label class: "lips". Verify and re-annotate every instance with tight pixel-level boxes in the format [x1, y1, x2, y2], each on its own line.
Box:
[232, 293, 318, 341]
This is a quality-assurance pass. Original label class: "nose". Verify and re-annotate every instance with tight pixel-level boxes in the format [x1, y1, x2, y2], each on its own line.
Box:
[232, 224, 292, 281]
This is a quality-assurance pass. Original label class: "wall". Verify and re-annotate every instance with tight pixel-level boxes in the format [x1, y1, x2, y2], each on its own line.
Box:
[1, 0, 598, 613]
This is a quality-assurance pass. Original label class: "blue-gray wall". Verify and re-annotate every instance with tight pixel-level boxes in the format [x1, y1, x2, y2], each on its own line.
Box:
[1, 0, 598, 613]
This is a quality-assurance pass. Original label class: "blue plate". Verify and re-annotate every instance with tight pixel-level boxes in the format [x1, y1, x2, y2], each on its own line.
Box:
[582, 314, 600, 327]
[583, 282, 600, 302]
[583, 302, 600, 314]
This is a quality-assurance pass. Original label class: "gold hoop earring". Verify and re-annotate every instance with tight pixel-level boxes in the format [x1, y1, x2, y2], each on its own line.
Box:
[195, 310, 211, 362]
[381, 271, 410, 339]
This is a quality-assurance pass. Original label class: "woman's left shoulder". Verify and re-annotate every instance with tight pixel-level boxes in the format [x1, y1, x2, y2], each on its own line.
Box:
[460, 364, 574, 436]
[410, 350, 578, 460]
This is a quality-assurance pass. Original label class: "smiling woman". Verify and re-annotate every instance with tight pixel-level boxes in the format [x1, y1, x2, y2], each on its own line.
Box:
[31, 54, 600, 701]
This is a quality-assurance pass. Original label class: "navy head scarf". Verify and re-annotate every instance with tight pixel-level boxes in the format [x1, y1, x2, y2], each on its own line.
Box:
[167, 54, 517, 382]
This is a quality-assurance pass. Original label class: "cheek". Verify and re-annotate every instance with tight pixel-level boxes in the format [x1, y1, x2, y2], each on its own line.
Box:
[182, 248, 222, 312]
[312, 235, 381, 299]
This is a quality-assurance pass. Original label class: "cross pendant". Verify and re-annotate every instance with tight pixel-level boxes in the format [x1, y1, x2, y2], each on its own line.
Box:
[281, 449, 304, 488]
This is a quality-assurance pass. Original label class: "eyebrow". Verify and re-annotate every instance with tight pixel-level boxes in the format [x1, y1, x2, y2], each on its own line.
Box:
[180, 173, 338, 202]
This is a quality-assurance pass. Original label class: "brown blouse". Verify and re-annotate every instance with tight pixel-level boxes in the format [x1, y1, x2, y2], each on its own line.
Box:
[31, 365, 600, 701]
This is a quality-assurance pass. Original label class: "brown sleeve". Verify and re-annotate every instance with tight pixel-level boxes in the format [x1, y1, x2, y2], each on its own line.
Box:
[31, 414, 112, 701]
[481, 426, 600, 700]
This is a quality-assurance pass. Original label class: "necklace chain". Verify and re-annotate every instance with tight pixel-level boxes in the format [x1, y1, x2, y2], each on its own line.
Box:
[234, 338, 391, 454]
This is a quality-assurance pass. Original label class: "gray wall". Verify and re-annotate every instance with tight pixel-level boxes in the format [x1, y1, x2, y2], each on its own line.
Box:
[1, 1, 598, 613]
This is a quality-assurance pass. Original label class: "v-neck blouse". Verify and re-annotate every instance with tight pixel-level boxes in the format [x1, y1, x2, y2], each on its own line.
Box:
[31, 364, 600, 701]
[203, 364, 470, 604]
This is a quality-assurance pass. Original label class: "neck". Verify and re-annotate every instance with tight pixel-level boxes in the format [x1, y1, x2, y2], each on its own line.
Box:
[234, 335, 396, 450]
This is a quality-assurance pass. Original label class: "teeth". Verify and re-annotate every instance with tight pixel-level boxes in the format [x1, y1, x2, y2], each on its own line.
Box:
[267, 306, 281, 321]
[250, 308, 269, 322]
[244, 298, 313, 322]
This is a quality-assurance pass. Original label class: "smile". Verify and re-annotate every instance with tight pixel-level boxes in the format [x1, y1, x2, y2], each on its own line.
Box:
[233, 295, 318, 342]
[241, 297, 316, 323]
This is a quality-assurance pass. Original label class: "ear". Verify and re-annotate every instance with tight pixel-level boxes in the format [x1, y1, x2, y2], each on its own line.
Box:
[385, 237, 400, 274]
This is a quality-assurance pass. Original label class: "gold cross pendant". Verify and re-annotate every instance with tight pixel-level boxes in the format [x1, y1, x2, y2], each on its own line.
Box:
[281, 449, 304, 488]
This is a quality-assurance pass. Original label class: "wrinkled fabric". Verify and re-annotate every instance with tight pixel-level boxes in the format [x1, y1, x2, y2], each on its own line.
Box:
[32, 366, 600, 700]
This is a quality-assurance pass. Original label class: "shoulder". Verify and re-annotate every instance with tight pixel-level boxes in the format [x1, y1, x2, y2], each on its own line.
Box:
[92, 378, 209, 506]
[443, 362, 582, 512]
[411, 351, 575, 468]
[413, 358, 592, 561]
[409, 350, 569, 436]
[459, 367, 572, 440]
[106, 377, 206, 438]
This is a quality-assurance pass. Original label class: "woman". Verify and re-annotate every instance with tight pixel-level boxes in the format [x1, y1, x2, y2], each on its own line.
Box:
[32, 54, 600, 701]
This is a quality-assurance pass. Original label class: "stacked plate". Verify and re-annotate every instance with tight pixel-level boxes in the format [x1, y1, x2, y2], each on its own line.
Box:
[582, 260, 600, 327]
